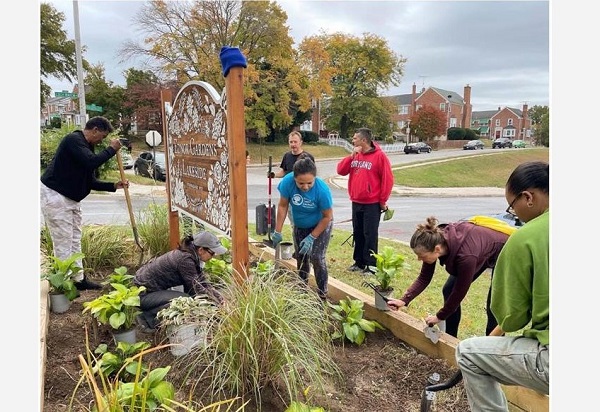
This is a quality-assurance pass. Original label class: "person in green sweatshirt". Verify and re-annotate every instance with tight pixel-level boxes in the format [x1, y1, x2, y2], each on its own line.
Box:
[455, 161, 549, 411]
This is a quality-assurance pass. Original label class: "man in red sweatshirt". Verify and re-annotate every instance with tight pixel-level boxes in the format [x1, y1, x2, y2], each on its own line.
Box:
[336, 128, 394, 274]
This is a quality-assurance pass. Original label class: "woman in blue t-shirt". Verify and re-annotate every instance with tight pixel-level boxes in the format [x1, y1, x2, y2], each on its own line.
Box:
[271, 155, 333, 299]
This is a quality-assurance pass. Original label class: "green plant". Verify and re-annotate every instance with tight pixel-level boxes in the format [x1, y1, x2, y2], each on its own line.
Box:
[83, 283, 146, 331]
[371, 245, 407, 292]
[75, 345, 176, 411]
[81, 225, 131, 272]
[93, 341, 151, 382]
[137, 203, 174, 258]
[203, 258, 233, 284]
[184, 266, 341, 408]
[156, 295, 218, 328]
[40, 252, 84, 300]
[249, 259, 275, 277]
[327, 297, 384, 345]
[285, 401, 326, 412]
[102, 266, 135, 288]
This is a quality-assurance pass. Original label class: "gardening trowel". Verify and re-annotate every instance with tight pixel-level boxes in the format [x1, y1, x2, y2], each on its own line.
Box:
[423, 320, 446, 344]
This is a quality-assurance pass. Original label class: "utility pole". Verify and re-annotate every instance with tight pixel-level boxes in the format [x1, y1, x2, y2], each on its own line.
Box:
[73, 0, 87, 126]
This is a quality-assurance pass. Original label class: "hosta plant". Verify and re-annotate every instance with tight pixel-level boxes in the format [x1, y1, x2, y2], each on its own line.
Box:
[40, 252, 84, 300]
[327, 297, 385, 345]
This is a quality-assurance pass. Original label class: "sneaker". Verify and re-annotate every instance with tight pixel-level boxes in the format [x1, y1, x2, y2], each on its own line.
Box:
[362, 266, 375, 275]
[136, 314, 155, 333]
[347, 264, 364, 272]
[75, 277, 102, 291]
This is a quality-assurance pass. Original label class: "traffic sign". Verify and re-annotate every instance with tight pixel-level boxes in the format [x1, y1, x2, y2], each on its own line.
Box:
[86, 104, 103, 112]
[145, 130, 162, 147]
[55, 91, 78, 98]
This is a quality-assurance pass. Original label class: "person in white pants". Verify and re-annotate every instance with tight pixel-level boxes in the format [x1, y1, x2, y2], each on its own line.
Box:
[40, 116, 128, 290]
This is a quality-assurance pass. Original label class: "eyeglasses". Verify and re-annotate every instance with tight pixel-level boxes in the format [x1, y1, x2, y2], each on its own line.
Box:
[505, 192, 524, 217]
[205, 248, 215, 256]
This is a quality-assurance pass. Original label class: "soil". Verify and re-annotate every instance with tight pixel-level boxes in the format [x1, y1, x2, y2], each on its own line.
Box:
[43, 287, 470, 412]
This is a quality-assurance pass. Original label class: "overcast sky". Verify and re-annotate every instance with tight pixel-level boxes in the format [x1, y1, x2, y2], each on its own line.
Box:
[45, 0, 549, 112]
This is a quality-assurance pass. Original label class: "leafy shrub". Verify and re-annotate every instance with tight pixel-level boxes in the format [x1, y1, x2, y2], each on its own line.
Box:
[446, 127, 466, 140]
[300, 130, 320, 143]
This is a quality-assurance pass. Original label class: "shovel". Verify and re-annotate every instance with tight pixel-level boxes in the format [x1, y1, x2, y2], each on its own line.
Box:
[263, 155, 274, 247]
[116, 150, 144, 265]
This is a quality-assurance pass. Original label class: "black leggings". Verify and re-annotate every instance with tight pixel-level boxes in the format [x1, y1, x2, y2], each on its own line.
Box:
[442, 272, 498, 338]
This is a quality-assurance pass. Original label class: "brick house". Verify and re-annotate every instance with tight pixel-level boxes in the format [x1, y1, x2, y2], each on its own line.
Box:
[40, 95, 79, 127]
[470, 110, 497, 138]
[489, 105, 532, 141]
[386, 83, 473, 142]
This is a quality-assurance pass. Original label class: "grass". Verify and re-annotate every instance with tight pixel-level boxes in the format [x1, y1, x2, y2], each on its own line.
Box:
[393, 148, 549, 187]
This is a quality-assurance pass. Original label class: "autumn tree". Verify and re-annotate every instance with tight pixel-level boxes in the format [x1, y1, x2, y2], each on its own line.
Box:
[122, 68, 167, 136]
[299, 32, 406, 139]
[528, 105, 549, 147]
[409, 105, 447, 141]
[40, 2, 79, 106]
[119, 0, 309, 139]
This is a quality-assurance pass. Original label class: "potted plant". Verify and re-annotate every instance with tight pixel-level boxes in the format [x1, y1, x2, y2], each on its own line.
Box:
[82, 282, 146, 344]
[156, 295, 218, 356]
[40, 252, 84, 313]
[370, 246, 407, 311]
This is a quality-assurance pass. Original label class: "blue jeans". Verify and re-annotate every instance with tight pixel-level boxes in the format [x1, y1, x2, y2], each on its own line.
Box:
[294, 221, 333, 297]
[456, 336, 549, 411]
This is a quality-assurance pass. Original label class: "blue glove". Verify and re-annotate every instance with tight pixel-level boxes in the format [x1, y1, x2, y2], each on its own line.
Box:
[271, 231, 283, 248]
[298, 234, 316, 255]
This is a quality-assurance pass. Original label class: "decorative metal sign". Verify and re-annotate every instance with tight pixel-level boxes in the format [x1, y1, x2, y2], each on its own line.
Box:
[166, 81, 231, 236]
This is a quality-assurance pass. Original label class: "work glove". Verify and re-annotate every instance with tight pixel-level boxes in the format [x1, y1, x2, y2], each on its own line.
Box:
[298, 234, 316, 255]
[383, 208, 395, 221]
[267, 171, 275, 178]
[271, 231, 283, 248]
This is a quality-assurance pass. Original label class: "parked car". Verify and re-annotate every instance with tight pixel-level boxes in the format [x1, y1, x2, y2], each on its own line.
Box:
[492, 137, 512, 149]
[121, 151, 134, 169]
[404, 142, 432, 154]
[512, 139, 526, 148]
[134, 151, 167, 181]
[463, 139, 485, 150]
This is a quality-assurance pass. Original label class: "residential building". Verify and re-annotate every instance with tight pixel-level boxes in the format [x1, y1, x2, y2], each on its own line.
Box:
[40, 94, 79, 127]
[470, 110, 496, 138]
[489, 105, 532, 141]
[385, 83, 473, 142]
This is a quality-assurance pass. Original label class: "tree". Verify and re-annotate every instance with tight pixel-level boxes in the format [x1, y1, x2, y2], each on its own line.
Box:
[528, 105, 549, 147]
[299, 32, 406, 139]
[119, 0, 309, 139]
[83, 64, 127, 132]
[40, 2, 78, 107]
[122, 68, 165, 136]
[409, 105, 447, 141]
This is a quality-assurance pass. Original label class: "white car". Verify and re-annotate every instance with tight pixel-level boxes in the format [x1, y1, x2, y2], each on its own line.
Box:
[121, 151, 134, 169]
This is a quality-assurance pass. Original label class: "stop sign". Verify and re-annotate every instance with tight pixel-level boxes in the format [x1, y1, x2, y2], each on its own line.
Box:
[145, 130, 162, 147]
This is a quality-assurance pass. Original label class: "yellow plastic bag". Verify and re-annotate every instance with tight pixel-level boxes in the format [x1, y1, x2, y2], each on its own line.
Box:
[467, 215, 518, 236]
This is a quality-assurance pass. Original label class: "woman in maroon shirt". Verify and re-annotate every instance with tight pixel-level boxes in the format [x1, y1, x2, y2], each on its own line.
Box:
[387, 216, 509, 337]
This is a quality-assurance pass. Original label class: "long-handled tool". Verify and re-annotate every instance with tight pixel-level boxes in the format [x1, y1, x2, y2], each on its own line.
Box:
[419, 325, 504, 412]
[362, 281, 390, 303]
[116, 150, 144, 265]
[263, 155, 274, 247]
